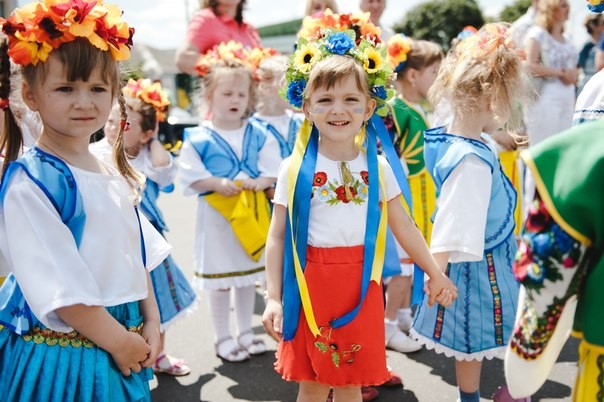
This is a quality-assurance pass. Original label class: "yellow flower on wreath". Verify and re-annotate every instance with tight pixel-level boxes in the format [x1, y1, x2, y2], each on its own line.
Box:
[363, 47, 383, 74]
[294, 43, 320, 74]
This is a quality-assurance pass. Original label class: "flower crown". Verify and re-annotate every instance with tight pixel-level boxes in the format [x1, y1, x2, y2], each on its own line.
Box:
[123, 78, 170, 122]
[386, 34, 412, 73]
[588, 0, 604, 12]
[455, 23, 523, 61]
[0, 0, 134, 66]
[282, 11, 394, 115]
[456, 26, 478, 40]
[195, 40, 277, 78]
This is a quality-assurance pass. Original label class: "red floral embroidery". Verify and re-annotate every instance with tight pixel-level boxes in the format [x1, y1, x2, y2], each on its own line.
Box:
[313, 172, 327, 186]
[360, 170, 369, 185]
[335, 186, 357, 203]
[525, 199, 550, 232]
[513, 242, 532, 281]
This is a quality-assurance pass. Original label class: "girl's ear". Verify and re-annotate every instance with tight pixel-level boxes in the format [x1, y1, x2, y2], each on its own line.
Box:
[405, 68, 419, 87]
[21, 81, 39, 112]
[302, 101, 312, 123]
[140, 128, 155, 144]
[364, 97, 377, 120]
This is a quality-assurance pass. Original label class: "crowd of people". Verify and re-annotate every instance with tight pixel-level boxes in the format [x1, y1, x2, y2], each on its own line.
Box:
[0, 0, 601, 401]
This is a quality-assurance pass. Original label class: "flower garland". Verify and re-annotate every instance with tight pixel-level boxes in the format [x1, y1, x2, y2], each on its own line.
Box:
[0, 0, 134, 66]
[122, 78, 170, 122]
[194, 40, 277, 78]
[455, 23, 523, 61]
[587, 0, 604, 13]
[282, 11, 394, 115]
[386, 33, 412, 73]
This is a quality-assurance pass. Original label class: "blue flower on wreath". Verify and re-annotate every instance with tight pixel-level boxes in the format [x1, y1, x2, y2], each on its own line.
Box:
[287, 79, 306, 108]
[587, 3, 604, 13]
[371, 85, 387, 100]
[326, 32, 355, 55]
[552, 224, 574, 254]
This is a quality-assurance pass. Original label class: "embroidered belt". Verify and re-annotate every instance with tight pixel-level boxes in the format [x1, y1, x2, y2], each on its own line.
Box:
[195, 266, 265, 279]
[21, 322, 144, 348]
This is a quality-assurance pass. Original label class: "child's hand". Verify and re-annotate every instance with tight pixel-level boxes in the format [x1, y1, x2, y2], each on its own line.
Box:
[241, 178, 262, 191]
[140, 320, 162, 368]
[262, 298, 283, 342]
[214, 178, 241, 197]
[424, 273, 457, 308]
[110, 330, 152, 376]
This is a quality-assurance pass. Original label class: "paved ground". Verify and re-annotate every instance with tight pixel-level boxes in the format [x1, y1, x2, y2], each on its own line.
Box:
[150, 185, 577, 402]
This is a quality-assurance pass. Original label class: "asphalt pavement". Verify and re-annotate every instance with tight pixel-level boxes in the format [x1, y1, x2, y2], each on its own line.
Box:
[151, 184, 577, 402]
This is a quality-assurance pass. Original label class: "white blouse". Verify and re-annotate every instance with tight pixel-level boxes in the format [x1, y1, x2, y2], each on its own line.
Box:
[430, 154, 492, 263]
[0, 161, 171, 332]
[274, 152, 400, 247]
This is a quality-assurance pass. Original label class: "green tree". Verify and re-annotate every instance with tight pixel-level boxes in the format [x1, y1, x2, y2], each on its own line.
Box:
[393, 0, 484, 50]
[499, 0, 531, 23]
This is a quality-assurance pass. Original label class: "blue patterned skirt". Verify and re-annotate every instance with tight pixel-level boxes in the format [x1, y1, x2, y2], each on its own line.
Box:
[0, 302, 152, 402]
[412, 235, 520, 360]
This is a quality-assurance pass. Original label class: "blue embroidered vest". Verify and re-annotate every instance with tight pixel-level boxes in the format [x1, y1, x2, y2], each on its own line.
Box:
[140, 179, 172, 233]
[250, 114, 302, 159]
[424, 127, 516, 250]
[184, 121, 267, 193]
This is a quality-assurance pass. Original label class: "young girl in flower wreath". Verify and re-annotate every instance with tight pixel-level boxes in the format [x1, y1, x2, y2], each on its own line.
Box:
[409, 23, 532, 402]
[381, 34, 443, 354]
[0, 1, 172, 401]
[262, 16, 457, 401]
[95, 78, 197, 376]
[178, 42, 281, 362]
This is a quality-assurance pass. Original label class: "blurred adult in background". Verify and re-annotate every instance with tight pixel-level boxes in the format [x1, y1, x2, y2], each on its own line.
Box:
[305, 0, 338, 17]
[523, 0, 577, 147]
[578, 13, 604, 94]
[175, 0, 261, 75]
[359, 0, 393, 41]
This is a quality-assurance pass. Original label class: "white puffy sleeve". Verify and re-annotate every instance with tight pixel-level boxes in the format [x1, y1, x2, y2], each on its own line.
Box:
[178, 140, 212, 196]
[430, 154, 492, 262]
[272, 157, 291, 207]
[258, 133, 281, 178]
[138, 211, 172, 271]
[138, 149, 177, 189]
[2, 173, 104, 332]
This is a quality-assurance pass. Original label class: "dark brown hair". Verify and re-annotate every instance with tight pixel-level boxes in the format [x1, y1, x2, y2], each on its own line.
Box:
[202, 0, 246, 25]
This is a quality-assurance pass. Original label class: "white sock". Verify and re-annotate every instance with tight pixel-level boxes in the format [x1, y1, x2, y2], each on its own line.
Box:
[208, 289, 231, 341]
[384, 318, 399, 339]
[397, 307, 412, 322]
[233, 285, 256, 336]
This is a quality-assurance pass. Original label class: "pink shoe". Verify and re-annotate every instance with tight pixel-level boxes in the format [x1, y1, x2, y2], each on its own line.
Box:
[153, 353, 191, 376]
[492, 385, 531, 402]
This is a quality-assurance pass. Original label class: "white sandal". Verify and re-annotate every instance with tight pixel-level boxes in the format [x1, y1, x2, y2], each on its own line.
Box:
[237, 331, 267, 355]
[215, 336, 249, 362]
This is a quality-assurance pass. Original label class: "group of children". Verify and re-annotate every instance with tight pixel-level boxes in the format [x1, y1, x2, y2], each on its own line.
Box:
[0, 0, 586, 401]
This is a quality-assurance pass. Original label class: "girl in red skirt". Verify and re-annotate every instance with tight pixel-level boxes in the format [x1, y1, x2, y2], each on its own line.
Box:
[262, 12, 458, 402]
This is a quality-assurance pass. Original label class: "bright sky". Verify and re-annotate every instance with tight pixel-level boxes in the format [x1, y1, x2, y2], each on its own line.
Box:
[17, 0, 591, 49]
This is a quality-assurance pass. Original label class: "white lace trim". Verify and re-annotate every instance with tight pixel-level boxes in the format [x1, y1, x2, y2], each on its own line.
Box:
[159, 297, 199, 332]
[409, 328, 505, 361]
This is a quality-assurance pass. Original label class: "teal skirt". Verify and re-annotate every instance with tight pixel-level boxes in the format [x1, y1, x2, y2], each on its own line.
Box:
[0, 301, 152, 402]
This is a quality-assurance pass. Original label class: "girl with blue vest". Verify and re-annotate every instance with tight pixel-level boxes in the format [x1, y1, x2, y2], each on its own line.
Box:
[409, 24, 533, 402]
[95, 78, 197, 376]
[0, 2, 171, 401]
[178, 45, 281, 362]
[261, 14, 457, 402]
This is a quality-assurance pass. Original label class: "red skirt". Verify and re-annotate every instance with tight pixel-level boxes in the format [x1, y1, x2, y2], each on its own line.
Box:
[275, 245, 390, 387]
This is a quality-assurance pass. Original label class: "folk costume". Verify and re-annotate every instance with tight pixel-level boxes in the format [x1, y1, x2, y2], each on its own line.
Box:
[0, 148, 170, 401]
[505, 114, 604, 401]
[411, 127, 521, 360]
[274, 119, 395, 386]
[250, 110, 304, 160]
[179, 120, 280, 289]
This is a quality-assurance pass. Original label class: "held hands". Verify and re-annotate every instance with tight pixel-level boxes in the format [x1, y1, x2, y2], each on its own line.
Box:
[262, 298, 283, 342]
[140, 320, 162, 368]
[424, 273, 457, 308]
[214, 178, 241, 197]
[559, 67, 579, 86]
[110, 329, 152, 376]
[241, 177, 275, 191]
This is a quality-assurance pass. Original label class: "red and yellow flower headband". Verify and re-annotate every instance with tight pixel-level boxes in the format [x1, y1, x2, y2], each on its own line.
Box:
[194, 40, 277, 78]
[386, 34, 412, 73]
[0, 0, 134, 66]
[298, 9, 382, 45]
[455, 23, 524, 61]
[123, 78, 170, 122]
